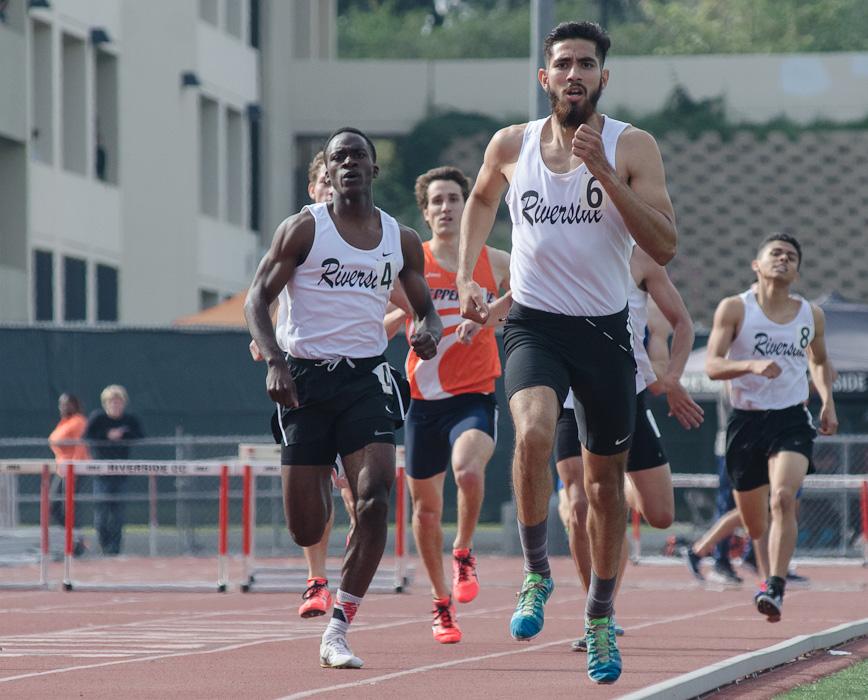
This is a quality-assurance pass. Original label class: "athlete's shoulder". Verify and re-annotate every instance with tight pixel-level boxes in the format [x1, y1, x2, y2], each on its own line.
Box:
[808, 302, 826, 326]
[277, 207, 316, 237]
[617, 125, 662, 158]
[486, 123, 529, 165]
[714, 294, 746, 322]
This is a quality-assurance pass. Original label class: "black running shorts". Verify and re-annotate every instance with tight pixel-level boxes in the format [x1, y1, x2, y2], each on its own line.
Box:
[554, 390, 666, 471]
[725, 404, 816, 492]
[270, 355, 410, 465]
[503, 302, 636, 456]
[404, 393, 498, 480]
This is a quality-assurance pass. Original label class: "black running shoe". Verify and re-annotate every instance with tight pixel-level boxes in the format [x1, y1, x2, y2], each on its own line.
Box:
[685, 548, 704, 581]
[754, 582, 783, 622]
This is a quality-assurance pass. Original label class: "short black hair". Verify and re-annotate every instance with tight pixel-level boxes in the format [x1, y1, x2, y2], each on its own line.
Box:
[758, 232, 803, 268]
[323, 127, 377, 163]
[544, 21, 611, 65]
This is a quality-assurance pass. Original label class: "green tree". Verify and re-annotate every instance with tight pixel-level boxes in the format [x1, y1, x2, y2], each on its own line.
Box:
[338, 0, 868, 58]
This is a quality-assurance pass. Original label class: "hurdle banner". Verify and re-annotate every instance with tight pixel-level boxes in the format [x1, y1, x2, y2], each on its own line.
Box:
[61, 460, 231, 592]
[237, 444, 412, 594]
[0, 461, 51, 590]
[0, 459, 233, 592]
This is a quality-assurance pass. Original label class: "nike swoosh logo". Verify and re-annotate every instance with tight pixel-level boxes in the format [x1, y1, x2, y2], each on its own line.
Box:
[374, 430, 394, 437]
[615, 435, 631, 446]
[384, 406, 393, 413]
[382, 251, 393, 257]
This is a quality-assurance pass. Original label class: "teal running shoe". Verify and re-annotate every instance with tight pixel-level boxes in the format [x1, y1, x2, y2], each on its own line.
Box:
[509, 572, 554, 640]
[572, 616, 624, 652]
[585, 616, 622, 684]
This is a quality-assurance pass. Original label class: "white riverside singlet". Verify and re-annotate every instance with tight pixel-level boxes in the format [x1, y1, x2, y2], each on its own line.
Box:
[727, 290, 814, 411]
[279, 202, 403, 359]
[505, 115, 633, 317]
[627, 270, 657, 394]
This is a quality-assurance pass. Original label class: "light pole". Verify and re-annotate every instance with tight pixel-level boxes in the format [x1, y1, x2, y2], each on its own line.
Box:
[529, 0, 554, 120]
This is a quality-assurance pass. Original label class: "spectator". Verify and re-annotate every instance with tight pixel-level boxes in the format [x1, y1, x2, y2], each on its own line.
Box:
[84, 385, 144, 555]
[48, 393, 89, 556]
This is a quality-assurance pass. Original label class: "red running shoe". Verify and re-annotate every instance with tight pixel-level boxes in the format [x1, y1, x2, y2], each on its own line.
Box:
[299, 578, 332, 618]
[432, 597, 462, 644]
[452, 548, 479, 603]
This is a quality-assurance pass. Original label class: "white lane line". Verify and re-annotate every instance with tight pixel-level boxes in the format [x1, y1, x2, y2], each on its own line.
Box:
[0, 598, 537, 684]
[275, 600, 751, 699]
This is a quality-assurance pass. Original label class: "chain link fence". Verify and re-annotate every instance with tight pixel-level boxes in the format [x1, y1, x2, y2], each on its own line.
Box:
[671, 435, 868, 560]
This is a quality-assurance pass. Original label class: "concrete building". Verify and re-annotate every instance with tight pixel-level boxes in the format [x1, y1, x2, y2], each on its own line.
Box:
[3, 0, 866, 325]
[0, 0, 259, 325]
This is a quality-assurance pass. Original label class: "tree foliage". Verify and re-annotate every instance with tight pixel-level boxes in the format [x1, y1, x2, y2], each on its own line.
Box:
[338, 0, 868, 58]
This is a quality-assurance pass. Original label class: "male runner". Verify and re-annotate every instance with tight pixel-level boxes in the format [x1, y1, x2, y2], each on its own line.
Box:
[457, 21, 677, 684]
[706, 233, 837, 622]
[556, 244, 702, 650]
[250, 151, 357, 619]
[384, 166, 510, 644]
[246, 128, 443, 668]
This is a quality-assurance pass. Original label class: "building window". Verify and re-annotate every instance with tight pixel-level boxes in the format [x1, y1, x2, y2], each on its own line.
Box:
[95, 49, 119, 184]
[226, 107, 243, 225]
[30, 19, 53, 165]
[199, 0, 218, 26]
[63, 256, 87, 321]
[248, 107, 260, 231]
[249, 0, 260, 48]
[199, 96, 219, 217]
[199, 289, 219, 311]
[1, 0, 26, 33]
[61, 33, 87, 175]
[225, 0, 242, 38]
[96, 264, 118, 322]
[33, 249, 53, 321]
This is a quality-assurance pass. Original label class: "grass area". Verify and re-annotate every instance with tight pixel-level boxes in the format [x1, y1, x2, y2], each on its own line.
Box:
[774, 658, 868, 698]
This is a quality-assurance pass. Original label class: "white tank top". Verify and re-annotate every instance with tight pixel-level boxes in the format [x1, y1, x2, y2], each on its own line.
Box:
[280, 203, 403, 359]
[505, 115, 633, 317]
[628, 271, 656, 394]
[727, 290, 814, 410]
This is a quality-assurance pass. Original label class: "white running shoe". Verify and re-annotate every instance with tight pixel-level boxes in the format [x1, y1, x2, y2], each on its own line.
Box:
[319, 635, 364, 669]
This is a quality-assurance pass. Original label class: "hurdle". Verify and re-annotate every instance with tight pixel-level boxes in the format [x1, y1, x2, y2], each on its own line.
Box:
[238, 444, 412, 593]
[55, 460, 231, 592]
[0, 461, 51, 590]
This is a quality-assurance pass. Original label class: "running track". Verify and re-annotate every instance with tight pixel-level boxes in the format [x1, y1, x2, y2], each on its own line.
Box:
[1, 556, 865, 698]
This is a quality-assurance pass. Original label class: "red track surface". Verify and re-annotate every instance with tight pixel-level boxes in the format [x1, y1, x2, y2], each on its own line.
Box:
[1, 556, 866, 698]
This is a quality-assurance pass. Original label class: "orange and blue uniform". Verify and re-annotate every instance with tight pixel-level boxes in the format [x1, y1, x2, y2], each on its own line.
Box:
[403, 243, 501, 479]
[405, 243, 501, 400]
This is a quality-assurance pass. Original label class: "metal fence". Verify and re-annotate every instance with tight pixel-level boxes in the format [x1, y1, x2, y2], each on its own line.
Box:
[668, 434, 868, 560]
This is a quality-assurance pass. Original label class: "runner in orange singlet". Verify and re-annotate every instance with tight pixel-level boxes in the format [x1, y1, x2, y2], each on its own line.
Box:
[385, 166, 511, 644]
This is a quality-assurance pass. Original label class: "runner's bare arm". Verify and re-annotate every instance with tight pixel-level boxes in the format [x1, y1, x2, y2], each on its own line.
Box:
[807, 305, 838, 435]
[244, 212, 315, 406]
[457, 126, 523, 323]
[398, 226, 442, 360]
[482, 246, 512, 327]
[642, 256, 703, 428]
[573, 125, 676, 265]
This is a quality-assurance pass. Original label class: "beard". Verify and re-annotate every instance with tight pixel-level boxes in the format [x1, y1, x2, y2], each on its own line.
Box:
[549, 82, 603, 128]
